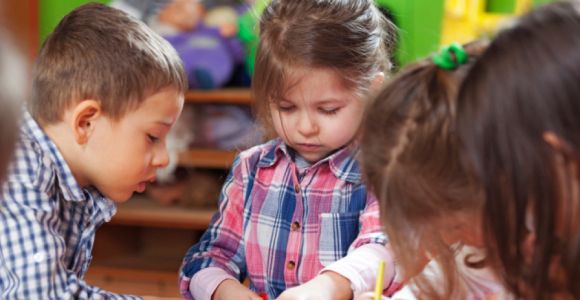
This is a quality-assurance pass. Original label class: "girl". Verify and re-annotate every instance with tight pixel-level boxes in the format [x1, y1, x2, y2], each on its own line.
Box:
[360, 42, 504, 299]
[457, 1, 580, 299]
[179, 0, 398, 299]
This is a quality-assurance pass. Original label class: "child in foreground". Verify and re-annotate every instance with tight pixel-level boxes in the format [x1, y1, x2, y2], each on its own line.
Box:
[0, 32, 25, 183]
[359, 41, 505, 299]
[179, 0, 399, 299]
[457, 1, 580, 298]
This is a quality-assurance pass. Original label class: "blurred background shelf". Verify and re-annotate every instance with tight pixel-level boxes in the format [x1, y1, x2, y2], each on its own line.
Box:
[185, 88, 252, 104]
[178, 149, 237, 169]
[110, 196, 216, 230]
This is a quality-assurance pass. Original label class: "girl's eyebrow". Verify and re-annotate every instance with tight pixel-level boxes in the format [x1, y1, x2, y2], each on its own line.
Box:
[315, 98, 346, 105]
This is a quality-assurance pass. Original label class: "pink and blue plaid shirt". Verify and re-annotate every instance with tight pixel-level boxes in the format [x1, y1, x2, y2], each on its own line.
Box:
[179, 139, 395, 299]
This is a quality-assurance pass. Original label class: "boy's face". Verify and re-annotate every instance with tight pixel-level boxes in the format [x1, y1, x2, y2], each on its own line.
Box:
[84, 88, 184, 202]
[269, 68, 365, 163]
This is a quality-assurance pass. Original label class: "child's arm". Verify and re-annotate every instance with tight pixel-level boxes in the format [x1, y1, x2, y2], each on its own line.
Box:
[212, 279, 263, 300]
[179, 155, 249, 299]
[277, 270, 354, 300]
[0, 182, 141, 299]
[322, 194, 399, 297]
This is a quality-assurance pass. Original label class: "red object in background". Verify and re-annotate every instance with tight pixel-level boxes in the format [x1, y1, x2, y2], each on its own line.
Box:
[1, 0, 39, 66]
[259, 292, 268, 300]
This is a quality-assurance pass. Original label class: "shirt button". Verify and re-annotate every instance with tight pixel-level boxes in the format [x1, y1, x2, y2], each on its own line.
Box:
[291, 221, 300, 231]
[287, 261, 296, 270]
[294, 184, 301, 193]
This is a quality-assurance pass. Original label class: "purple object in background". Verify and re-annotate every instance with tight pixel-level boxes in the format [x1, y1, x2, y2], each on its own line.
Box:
[164, 24, 245, 89]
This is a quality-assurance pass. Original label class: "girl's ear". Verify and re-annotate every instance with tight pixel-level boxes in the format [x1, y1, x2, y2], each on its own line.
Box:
[71, 100, 102, 145]
[371, 72, 385, 91]
[543, 130, 580, 239]
[543, 131, 575, 156]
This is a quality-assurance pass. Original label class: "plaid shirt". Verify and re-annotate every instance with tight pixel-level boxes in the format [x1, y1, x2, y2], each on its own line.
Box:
[0, 112, 139, 300]
[180, 139, 389, 299]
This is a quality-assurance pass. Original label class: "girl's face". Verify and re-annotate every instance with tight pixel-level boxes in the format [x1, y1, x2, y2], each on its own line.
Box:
[439, 211, 485, 248]
[269, 67, 366, 163]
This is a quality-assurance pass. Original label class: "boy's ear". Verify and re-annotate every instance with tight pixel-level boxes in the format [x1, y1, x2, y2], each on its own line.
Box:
[371, 72, 385, 91]
[71, 100, 102, 145]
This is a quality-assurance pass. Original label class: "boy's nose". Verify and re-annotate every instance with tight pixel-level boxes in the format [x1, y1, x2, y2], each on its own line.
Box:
[153, 145, 170, 168]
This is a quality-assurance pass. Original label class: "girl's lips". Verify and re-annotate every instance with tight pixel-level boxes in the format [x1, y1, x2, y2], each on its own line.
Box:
[296, 143, 321, 151]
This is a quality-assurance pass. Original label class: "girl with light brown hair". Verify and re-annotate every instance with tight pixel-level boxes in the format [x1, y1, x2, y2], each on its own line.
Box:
[360, 41, 505, 299]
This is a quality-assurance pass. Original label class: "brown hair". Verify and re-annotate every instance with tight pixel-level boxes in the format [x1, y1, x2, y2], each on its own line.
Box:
[0, 32, 25, 182]
[361, 42, 486, 299]
[30, 3, 187, 125]
[252, 0, 396, 137]
[457, 1, 580, 298]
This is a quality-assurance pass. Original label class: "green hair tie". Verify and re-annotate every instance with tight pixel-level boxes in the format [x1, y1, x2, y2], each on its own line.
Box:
[432, 43, 468, 70]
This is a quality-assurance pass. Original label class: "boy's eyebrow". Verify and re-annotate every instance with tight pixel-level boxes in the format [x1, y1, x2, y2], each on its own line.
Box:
[155, 120, 173, 127]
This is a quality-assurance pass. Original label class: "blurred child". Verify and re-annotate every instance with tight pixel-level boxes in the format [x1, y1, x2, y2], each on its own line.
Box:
[0, 4, 186, 298]
[0, 33, 25, 183]
[179, 0, 398, 299]
[359, 41, 506, 299]
[457, 1, 580, 299]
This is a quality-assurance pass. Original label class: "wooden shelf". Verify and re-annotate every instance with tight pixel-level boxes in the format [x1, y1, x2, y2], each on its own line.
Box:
[110, 196, 216, 230]
[85, 265, 181, 298]
[185, 88, 252, 104]
[178, 149, 237, 169]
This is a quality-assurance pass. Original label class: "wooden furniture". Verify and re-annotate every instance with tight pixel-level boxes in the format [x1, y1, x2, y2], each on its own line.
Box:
[85, 89, 253, 297]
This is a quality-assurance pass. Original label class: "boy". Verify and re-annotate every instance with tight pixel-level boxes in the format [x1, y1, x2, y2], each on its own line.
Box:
[0, 3, 186, 299]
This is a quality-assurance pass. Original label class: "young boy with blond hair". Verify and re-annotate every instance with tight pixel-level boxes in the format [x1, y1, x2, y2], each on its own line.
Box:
[0, 3, 186, 299]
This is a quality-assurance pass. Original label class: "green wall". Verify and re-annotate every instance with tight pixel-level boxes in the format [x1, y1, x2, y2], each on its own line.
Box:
[376, 0, 445, 66]
[40, 0, 111, 43]
[39, 0, 555, 65]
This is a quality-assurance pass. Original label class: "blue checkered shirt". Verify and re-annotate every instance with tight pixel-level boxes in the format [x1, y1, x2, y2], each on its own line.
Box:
[0, 112, 140, 299]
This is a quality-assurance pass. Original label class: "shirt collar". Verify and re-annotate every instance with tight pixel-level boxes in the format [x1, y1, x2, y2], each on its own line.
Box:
[257, 138, 361, 184]
[22, 111, 90, 202]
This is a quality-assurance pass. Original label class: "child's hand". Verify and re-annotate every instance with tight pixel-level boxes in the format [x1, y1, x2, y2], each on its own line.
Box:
[276, 271, 352, 300]
[213, 279, 262, 300]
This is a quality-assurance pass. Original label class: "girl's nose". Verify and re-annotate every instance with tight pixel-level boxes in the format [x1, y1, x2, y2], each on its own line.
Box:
[296, 114, 319, 137]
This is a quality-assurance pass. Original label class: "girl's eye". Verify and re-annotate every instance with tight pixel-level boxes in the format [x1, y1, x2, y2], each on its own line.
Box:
[319, 107, 340, 115]
[147, 134, 160, 143]
[278, 104, 295, 112]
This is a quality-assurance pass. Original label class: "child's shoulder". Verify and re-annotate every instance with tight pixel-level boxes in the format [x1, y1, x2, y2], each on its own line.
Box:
[236, 138, 281, 162]
[4, 120, 59, 194]
[4, 139, 50, 194]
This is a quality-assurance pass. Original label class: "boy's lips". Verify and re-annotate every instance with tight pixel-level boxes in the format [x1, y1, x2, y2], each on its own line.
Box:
[136, 182, 147, 193]
[136, 177, 156, 193]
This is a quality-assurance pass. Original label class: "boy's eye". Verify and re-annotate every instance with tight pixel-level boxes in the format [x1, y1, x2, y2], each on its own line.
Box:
[147, 134, 160, 143]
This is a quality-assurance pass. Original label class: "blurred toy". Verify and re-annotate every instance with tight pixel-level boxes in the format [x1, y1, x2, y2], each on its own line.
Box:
[192, 104, 262, 151]
[148, 0, 247, 89]
[156, 104, 195, 183]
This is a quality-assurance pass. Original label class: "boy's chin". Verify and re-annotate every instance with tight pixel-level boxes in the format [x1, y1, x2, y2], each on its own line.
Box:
[103, 190, 134, 203]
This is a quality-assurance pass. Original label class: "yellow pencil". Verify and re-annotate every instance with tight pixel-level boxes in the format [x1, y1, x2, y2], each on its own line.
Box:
[374, 260, 385, 300]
